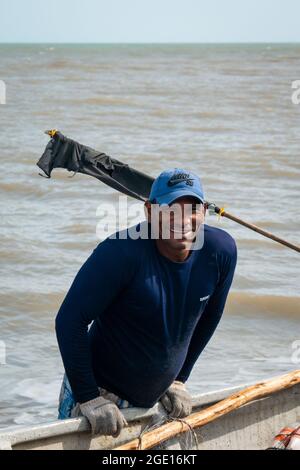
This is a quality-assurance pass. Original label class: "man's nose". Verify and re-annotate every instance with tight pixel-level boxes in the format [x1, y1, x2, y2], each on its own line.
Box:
[178, 210, 193, 226]
[173, 215, 193, 231]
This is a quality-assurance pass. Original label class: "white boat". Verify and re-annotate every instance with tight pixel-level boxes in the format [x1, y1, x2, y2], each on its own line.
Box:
[0, 378, 299, 450]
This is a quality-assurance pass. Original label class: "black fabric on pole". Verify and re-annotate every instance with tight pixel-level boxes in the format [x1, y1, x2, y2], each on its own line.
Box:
[36, 132, 154, 201]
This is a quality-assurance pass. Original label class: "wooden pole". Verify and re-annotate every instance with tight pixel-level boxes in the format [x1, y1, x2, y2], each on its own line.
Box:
[116, 369, 300, 450]
[208, 204, 300, 253]
[42, 132, 299, 253]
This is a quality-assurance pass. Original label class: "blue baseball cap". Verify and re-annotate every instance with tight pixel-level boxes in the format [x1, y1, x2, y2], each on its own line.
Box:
[149, 168, 205, 205]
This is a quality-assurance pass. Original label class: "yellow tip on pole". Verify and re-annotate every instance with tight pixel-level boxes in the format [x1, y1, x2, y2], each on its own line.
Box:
[217, 206, 226, 221]
[44, 129, 58, 137]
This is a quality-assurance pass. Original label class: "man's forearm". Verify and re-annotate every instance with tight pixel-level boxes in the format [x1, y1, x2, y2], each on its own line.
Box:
[55, 237, 134, 403]
[55, 297, 100, 403]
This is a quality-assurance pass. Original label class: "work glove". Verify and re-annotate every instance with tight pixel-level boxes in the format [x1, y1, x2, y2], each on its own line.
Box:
[79, 395, 128, 437]
[160, 380, 193, 418]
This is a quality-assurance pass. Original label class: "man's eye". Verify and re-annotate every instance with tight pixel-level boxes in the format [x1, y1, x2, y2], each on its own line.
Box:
[192, 204, 203, 214]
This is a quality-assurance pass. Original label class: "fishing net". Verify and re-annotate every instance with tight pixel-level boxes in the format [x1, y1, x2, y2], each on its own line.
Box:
[137, 407, 200, 450]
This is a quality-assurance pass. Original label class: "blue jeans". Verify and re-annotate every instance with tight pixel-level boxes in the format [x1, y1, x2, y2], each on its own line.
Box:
[58, 373, 134, 419]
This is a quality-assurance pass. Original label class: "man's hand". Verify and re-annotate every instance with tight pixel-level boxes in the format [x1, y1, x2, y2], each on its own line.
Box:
[79, 396, 128, 437]
[160, 381, 193, 418]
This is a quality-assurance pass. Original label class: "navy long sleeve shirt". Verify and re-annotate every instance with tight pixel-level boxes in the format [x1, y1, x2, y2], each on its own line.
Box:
[55, 222, 237, 408]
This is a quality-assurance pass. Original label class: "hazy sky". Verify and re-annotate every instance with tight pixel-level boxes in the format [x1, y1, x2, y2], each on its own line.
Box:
[1, 0, 299, 43]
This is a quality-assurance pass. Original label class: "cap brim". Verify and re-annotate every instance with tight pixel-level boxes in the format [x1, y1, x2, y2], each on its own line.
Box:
[155, 190, 204, 206]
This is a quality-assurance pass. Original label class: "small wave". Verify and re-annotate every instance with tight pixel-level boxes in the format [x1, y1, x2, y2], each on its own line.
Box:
[60, 223, 94, 235]
[188, 126, 235, 133]
[84, 96, 137, 106]
[0, 181, 46, 196]
[62, 95, 138, 106]
[47, 60, 70, 69]
[190, 111, 219, 119]
[0, 291, 65, 317]
[149, 109, 171, 117]
[13, 378, 61, 404]
[227, 292, 299, 317]
[246, 220, 291, 230]
[235, 238, 284, 250]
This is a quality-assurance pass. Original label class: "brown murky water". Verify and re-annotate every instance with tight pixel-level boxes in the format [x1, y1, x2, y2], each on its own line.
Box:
[0, 44, 299, 429]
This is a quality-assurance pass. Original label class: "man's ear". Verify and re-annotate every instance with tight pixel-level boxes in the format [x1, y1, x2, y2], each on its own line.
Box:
[144, 200, 151, 221]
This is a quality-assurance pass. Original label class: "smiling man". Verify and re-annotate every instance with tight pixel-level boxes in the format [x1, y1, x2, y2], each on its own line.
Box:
[55, 168, 237, 437]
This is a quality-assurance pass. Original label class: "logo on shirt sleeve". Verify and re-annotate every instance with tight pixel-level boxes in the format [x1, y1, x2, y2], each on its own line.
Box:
[200, 295, 210, 301]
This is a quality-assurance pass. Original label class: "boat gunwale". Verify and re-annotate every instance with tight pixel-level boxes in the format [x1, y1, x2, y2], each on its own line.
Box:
[1, 380, 299, 450]
[0, 383, 250, 450]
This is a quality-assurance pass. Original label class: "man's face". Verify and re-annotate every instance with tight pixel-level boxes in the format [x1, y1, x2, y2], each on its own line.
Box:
[145, 196, 206, 251]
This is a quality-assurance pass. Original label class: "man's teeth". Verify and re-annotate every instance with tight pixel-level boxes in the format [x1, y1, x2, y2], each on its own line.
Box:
[171, 228, 193, 234]
[171, 229, 195, 239]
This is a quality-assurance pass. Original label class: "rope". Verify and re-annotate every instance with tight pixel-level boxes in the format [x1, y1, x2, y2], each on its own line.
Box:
[168, 416, 199, 450]
[137, 414, 199, 450]
[138, 415, 168, 450]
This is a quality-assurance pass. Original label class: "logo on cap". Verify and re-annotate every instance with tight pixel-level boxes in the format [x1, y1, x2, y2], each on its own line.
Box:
[167, 172, 194, 187]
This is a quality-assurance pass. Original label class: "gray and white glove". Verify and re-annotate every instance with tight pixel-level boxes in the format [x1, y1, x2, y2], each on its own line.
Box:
[160, 381, 193, 418]
[79, 395, 128, 437]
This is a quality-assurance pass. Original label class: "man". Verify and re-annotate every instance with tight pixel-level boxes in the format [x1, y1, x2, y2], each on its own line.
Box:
[56, 168, 237, 437]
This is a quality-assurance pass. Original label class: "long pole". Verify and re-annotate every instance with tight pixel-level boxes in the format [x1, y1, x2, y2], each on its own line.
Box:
[207, 203, 300, 253]
[42, 131, 300, 253]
